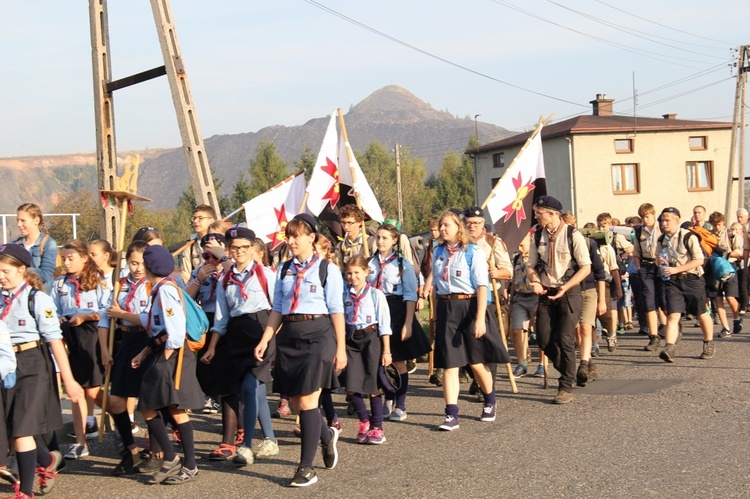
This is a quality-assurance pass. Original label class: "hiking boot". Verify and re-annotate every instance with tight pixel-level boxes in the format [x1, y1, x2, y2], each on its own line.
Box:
[320, 426, 339, 469]
[576, 363, 588, 387]
[644, 335, 661, 351]
[606, 334, 617, 352]
[163, 466, 198, 485]
[289, 465, 317, 487]
[587, 362, 599, 381]
[733, 319, 743, 335]
[438, 415, 459, 431]
[718, 327, 732, 339]
[429, 368, 444, 387]
[659, 344, 676, 363]
[512, 364, 528, 378]
[699, 341, 716, 359]
[254, 438, 279, 458]
[552, 389, 574, 404]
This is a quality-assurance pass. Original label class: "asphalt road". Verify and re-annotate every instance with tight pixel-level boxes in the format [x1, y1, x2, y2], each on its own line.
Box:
[12, 321, 750, 498]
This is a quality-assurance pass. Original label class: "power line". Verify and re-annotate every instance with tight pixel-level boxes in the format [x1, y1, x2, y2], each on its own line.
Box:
[594, 0, 738, 47]
[546, 0, 727, 61]
[489, 0, 716, 69]
[302, 0, 590, 109]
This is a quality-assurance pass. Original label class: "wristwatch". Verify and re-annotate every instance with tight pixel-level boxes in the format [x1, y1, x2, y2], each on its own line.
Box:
[218, 255, 229, 263]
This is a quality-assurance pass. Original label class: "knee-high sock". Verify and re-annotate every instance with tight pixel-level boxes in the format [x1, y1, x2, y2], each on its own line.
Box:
[395, 373, 408, 410]
[17, 450, 36, 497]
[349, 393, 369, 422]
[298, 408, 322, 468]
[176, 421, 196, 469]
[145, 417, 176, 462]
[370, 394, 384, 429]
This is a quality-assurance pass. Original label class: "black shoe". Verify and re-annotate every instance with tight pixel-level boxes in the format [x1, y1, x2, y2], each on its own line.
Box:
[659, 344, 676, 363]
[148, 457, 181, 485]
[406, 359, 417, 374]
[0, 467, 18, 486]
[429, 368, 444, 387]
[319, 427, 339, 470]
[733, 319, 743, 335]
[135, 451, 163, 474]
[644, 335, 661, 351]
[468, 380, 479, 395]
[67, 421, 99, 440]
[289, 465, 318, 487]
[113, 449, 143, 476]
[576, 363, 588, 387]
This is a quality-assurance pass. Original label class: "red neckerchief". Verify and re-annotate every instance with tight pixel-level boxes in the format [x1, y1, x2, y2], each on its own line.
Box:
[289, 255, 319, 313]
[208, 270, 223, 301]
[374, 252, 398, 290]
[123, 276, 147, 312]
[441, 245, 460, 282]
[1, 283, 27, 320]
[66, 274, 82, 308]
[349, 284, 371, 322]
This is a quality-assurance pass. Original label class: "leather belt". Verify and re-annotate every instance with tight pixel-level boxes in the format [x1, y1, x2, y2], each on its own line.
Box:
[283, 314, 326, 322]
[13, 340, 40, 353]
[438, 293, 476, 300]
[675, 273, 699, 280]
[150, 332, 168, 348]
[353, 324, 378, 335]
[515, 292, 536, 298]
[121, 326, 146, 333]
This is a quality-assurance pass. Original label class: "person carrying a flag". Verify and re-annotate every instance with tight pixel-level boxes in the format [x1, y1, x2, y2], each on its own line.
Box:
[525, 196, 591, 405]
[336, 205, 374, 267]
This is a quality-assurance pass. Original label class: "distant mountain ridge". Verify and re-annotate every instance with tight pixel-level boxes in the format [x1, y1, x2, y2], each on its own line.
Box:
[0, 85, 513, 211]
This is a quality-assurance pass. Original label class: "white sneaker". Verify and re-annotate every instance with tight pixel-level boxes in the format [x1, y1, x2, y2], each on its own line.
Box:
[232, 446, 254, 466]
[64, 444, 89, 460]
[383, 399, 394, 418]
[254, 438, 279, 458]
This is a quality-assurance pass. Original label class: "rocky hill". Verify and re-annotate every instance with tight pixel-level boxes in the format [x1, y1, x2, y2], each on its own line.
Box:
[0, 85, 512, 211]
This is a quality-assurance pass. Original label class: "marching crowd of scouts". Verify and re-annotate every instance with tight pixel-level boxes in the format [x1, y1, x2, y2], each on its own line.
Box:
[0, 195, 743, 494]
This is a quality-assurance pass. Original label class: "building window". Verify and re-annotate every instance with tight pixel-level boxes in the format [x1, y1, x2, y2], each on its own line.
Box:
[492, 152, 504, 168]
[614, 138, 633, 153]
[611, 163, 639, 194]
[686, 161, 713, 191]
[689, 136, 707, 150]
[491, 177, 501, 189]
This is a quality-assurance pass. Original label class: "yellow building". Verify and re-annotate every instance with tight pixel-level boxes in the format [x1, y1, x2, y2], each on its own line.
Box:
[469, 95, 737, 226]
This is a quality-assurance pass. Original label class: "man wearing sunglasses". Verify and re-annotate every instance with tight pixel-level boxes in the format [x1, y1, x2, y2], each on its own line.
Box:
[177, 204, 217, 283]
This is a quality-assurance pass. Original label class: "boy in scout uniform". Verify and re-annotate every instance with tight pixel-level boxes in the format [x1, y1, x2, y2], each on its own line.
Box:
[657, 207, 715, 362]
[526, 196, 591, 404]
[633, 203, 667, 351]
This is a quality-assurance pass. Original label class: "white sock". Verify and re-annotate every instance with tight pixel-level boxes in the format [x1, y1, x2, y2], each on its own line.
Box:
[129, 413, 135, 423]
[86, 416, 95, 426]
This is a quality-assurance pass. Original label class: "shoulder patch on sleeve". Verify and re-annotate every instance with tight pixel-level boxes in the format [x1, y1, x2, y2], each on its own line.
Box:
[165, 308, 174, 317]
[45, 309, 53, 319]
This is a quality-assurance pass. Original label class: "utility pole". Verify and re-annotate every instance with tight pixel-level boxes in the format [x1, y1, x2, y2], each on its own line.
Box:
[89, 0, 220, 243]
[395, 143, 403, 228]
[725, 45, 749, 218]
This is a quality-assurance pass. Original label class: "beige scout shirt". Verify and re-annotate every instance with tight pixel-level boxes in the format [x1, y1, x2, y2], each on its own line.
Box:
[633, 224, 662, 262]
[659, 228, 704, 277]
[718, 228, 742, 264]
[176, 237, 202, 284]
[528, 223, 592, 288]
[598, 244, 618, 279]
[476, 235, 513, 295]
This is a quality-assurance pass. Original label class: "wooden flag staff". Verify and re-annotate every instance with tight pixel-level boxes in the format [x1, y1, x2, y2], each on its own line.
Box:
[480, 114, 553, 211]
[490, 236, 517, 394]
[98, 155, 151, 442]
[337, 108, 370, 258]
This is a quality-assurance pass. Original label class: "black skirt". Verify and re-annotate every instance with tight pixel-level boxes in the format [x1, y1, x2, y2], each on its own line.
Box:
[434, 297, 511, 369]
[386, 296, 432, 362]
[344, 328, 381, 395]
[196, 331, 233, 396]
[272, 316, 338, 397]
[3, 345, 63, 437]
[138, 343, 204, 411]
[110, 327, 150, 398]
[62, 320, 104, 388]
[225, 311, 274, 385]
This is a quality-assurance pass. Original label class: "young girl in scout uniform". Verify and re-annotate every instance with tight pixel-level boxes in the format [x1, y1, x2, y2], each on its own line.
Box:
[0, 244, 85, 498]
[13, 203, 58, 291]
[254, 213, 346, 488]
[130, 245, 204, 484]
[96, 241, 153, 476]
[368, 224, 430, 422]
[51, 239, 112, 459]
[202, 227, 278, 466]
[425, 210, 509, 430]
[345, 255, 392, 444]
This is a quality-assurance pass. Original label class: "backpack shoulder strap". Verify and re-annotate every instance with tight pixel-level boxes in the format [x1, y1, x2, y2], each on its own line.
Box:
[319, 259, 329, 288]
[28, 288, 37, 319]
[280, 259, 294, 279]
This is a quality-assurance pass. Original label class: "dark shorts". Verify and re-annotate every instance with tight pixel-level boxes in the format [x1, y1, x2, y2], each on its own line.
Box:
[662, 275, 706, 316]
[638, 265, 663, 313]
[434, 297, 510, 369]
[707, 274, 739, 299]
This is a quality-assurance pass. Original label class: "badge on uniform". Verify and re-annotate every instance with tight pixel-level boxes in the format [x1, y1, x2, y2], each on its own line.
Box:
[154, 315, 161, 326]
[366, 315, 372, 323]
[87, 302, 94, 308]
[140, 300, 147, 307]
[102, 281, 109, 290]
[18, 320, 25, 326]
[345, 300, 352, 306]
[45, 309, 53, 319]
[456, 270, 462, 277]
[166, 308, 174, 317]
[59, 291, 68, 296]
[310, 285, 317, 293]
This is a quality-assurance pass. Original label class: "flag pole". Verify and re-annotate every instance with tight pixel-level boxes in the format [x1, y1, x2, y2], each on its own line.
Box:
[337, 108, 370, 258]
[480, 114, 553, 210]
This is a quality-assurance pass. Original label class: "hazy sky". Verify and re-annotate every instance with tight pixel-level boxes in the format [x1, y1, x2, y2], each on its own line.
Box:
[0, 1, 746, 158]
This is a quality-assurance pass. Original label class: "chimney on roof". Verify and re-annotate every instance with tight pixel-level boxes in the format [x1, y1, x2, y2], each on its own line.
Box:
[662, 113, 677, 120]
[590, 93, 614, 116]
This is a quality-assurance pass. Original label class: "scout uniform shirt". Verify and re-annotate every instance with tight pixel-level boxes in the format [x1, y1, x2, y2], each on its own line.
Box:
[189, 265, 222, 314]
[140, 278, 187, 350]
[97, 275, 150, 330]
[432, 244, 489, 295]
[51, 274, 112, 319]
[598, 244, 618, 281]
[633, 224, 662, 263]
[0, 321, 15, 381]
[367, 251, 419, 302]
[272, 255, 345, 316]
[344, 284, 392, 336]
[1, 283, 63, 345]
[212, 263, 276, 335]
[659, 228, 705, 277]
[527, 223, 592, 288]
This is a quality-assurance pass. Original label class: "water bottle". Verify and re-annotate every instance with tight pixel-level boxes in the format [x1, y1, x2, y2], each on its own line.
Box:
[660, 248, 670, 281]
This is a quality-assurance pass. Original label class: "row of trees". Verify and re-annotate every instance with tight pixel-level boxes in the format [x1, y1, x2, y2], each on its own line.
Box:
[46, 137, 478, 247]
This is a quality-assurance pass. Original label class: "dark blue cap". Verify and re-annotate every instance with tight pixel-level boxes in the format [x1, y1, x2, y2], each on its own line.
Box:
[293, 213, 318, 233]
[201, 232, 227, 247]
[0, 244, 32, 267]
[225, 227, 256, 242]
[143, 245, 175, 277]
[534, 195, 563, 212]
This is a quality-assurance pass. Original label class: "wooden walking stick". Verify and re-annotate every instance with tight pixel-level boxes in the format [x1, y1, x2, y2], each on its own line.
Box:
[98, 155, 151, 442]
[428, 289, 435, 377]
[174, 346, 185, 390]
[490, 277, 518, 394]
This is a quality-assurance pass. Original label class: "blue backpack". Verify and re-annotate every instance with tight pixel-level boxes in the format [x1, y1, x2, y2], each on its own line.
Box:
[434, 243, 492, 304]
[709, 253, 735, 283]
[159, 283, 209, 351]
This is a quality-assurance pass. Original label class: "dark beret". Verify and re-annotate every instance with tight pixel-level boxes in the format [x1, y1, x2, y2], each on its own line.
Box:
[132, 226, 158, 242]
[534, 195, 563, 212]
[225, 226, 257, 242]
[0, 244, 32, 267]
[143, 245, 175, 277]
[661, 207, 681, 219]
[200, 232, 227, 247]
[293, 213, 318, 233]
[463, 205, 484, 219]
